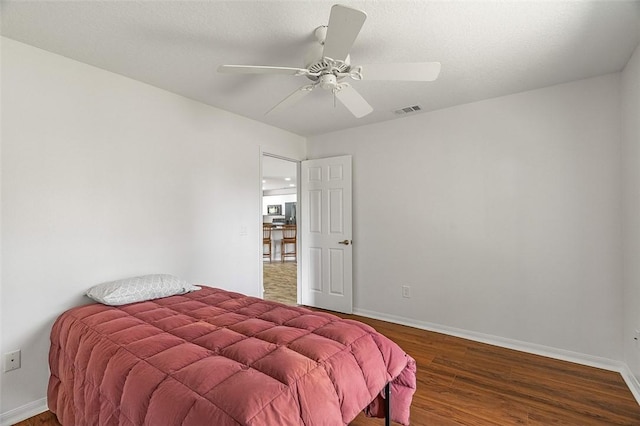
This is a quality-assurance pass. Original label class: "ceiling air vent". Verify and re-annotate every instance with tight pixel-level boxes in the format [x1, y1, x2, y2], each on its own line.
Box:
[393, 105, 422, 115]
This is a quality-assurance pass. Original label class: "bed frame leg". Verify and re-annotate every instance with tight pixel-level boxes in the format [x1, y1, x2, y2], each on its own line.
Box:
[384, 382, 391, 426]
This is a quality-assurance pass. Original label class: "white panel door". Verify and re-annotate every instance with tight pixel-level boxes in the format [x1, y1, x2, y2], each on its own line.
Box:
[300, 155, 352, 314]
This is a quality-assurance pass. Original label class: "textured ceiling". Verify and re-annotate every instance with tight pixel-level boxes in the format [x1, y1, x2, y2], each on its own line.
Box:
[2, 1, 639, 137]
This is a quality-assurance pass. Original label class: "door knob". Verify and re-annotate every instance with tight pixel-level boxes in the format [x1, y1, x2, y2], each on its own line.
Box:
[338, 240, 351, 245]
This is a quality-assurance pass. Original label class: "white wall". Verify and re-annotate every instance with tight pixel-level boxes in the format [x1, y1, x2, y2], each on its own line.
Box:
[308, 74, 623, 361]
[0, 38, 305, 415]
[623, 41, 640, 379]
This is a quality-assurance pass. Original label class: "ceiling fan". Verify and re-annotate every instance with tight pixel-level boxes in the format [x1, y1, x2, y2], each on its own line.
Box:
[217, 4, 441, 118]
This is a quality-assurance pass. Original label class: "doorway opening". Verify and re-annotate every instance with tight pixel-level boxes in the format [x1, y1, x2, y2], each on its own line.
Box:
[262, 154, 298, 305]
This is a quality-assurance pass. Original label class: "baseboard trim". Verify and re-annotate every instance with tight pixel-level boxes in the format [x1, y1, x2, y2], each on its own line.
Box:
[353, 307, 640, 404]
[620, 363, 640, 403]
[0, 398, 48, 426]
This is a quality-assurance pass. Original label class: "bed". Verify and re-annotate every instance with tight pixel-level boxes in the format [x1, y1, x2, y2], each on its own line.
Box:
[48, 285, 416, 425]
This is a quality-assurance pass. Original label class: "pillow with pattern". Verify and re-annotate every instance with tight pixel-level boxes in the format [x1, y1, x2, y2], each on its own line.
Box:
[86, 274, 201, 306]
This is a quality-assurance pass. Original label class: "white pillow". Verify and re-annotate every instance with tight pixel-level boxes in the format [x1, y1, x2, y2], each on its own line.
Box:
[86, 274, 200, 306]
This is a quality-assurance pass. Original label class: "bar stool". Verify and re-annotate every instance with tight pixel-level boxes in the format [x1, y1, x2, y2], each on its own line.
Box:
[281, 224, 297, 262]
[263, 224, 272, 262]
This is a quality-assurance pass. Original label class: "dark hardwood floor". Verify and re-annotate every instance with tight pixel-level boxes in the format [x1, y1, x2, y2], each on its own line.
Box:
[346, 314, 640, 425]
[16, 314, 640, 425]
[14, 410, 59, 426]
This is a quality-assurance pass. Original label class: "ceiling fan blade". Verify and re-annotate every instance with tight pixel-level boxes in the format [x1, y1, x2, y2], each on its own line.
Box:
[218, 65, 308, 76]
[266, 85, 313, 115]
[360, 62, 441, 81]
[322, 5, 367, 62]
[335, 84, 373, 118]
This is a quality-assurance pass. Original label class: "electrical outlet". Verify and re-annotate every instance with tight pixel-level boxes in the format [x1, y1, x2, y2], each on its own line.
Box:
[402, 285, 412, 298]
[4, 350, 21, 372]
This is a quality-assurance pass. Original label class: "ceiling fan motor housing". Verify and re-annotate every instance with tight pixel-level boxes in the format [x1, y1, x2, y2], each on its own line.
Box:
[319, 73, 338, 90]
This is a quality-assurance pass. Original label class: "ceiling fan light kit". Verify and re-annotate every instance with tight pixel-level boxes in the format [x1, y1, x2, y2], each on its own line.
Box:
[218, 4, 441, 118]
[319, 73, 338, 90]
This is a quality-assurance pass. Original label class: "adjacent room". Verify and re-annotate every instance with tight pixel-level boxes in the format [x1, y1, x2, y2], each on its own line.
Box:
[2, 0, 640, 425]
[262, 154, 298, 305]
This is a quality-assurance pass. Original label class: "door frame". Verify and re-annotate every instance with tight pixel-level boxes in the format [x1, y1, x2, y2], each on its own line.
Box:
[259, 151, 301, 304]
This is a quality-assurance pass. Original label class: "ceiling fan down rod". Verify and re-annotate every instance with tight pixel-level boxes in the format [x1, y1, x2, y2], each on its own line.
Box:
[314, 26, 328, 45]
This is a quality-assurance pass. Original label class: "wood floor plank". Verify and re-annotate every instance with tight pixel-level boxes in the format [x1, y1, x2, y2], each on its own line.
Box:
[13, 410, 60, 426]
[509, 362, 636, 401]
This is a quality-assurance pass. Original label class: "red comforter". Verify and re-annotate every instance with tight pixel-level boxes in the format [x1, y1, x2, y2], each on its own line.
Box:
[48, 286, 416, 425]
